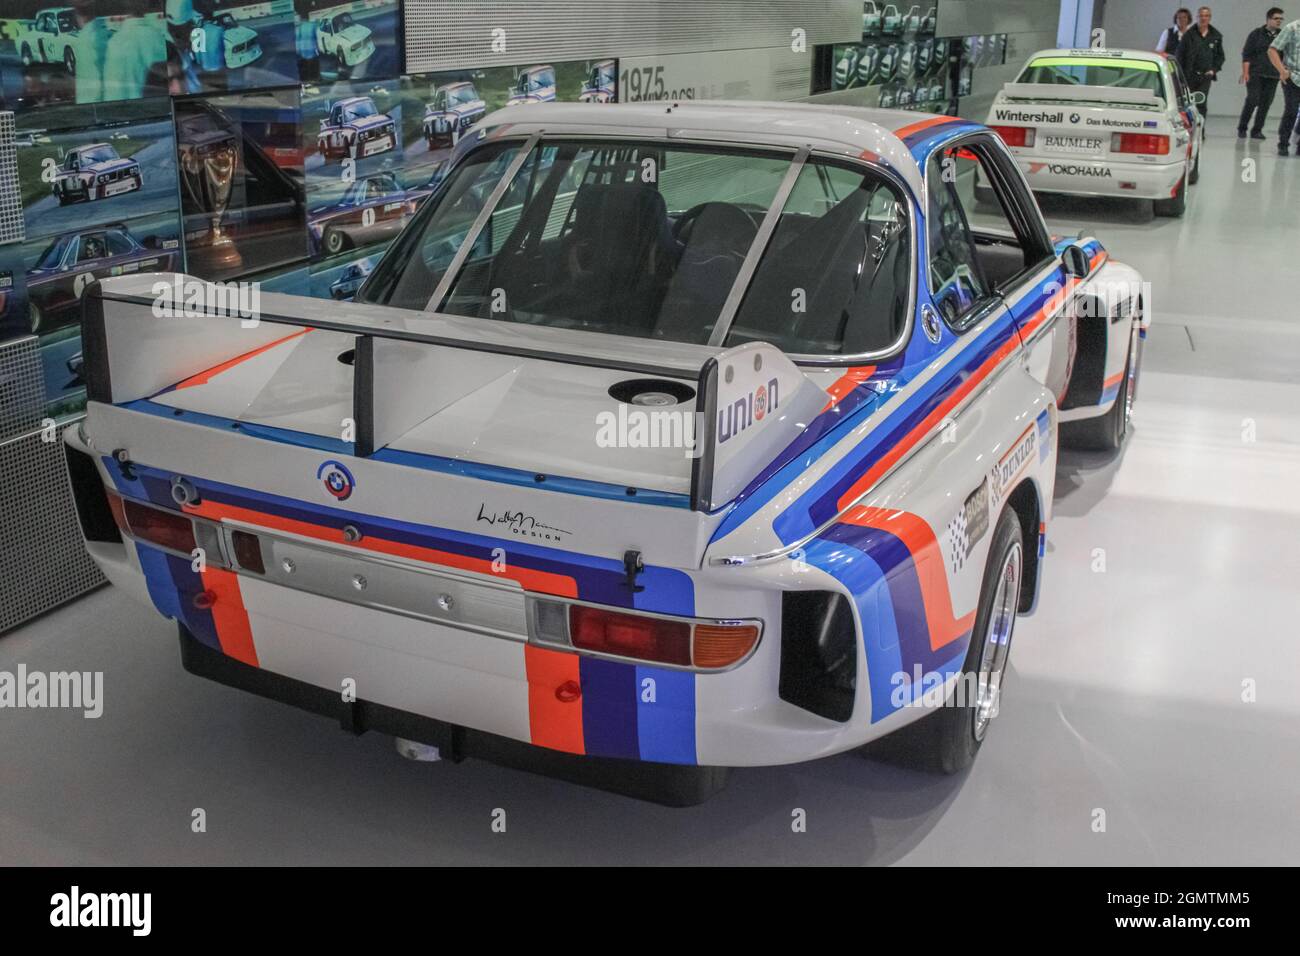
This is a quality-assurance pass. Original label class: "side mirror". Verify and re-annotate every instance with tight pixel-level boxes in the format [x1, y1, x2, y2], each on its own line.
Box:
[1062, 245, 1090, 279]
[1191, 91, 1206, 105]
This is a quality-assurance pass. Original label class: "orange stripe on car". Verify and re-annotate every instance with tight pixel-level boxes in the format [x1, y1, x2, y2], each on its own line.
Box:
[822, 365, 876, 412]
[841, 506, 975, 650]
[174, 329, 311, 390]
[524, 644, 585, 755]
[200, 566, 259, 666]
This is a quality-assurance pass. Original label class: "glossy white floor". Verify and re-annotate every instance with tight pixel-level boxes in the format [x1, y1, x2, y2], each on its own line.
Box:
[3, 131, 1297, 865]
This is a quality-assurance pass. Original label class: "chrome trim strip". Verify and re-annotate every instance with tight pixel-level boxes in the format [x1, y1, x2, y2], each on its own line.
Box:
[707, 145, 810, 347]
[425, 130, 542, 312]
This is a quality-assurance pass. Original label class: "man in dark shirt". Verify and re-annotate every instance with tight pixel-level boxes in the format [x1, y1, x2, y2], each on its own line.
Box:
[1239, 8, 1286, 138]
[1178, 6, 1227, 120]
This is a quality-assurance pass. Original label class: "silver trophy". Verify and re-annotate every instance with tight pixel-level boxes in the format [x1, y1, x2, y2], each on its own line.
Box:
[180, 123, 242, 271]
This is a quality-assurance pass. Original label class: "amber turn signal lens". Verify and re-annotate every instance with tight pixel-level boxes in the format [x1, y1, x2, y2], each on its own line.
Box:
[692, 624, 760, 668]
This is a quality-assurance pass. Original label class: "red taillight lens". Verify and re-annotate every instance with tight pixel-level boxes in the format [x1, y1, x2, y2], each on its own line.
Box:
[569, 606, 691, 666]
[121, 497, 197, 554]
[990, 125, 1035, 148]
[1111, 132, 1169, 155]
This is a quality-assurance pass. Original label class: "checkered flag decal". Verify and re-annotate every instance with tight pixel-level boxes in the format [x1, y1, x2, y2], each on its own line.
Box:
[947, 509, 968, 575]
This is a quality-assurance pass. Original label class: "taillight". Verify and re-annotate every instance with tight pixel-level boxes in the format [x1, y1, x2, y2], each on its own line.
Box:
[535, 601, 760, 669]
[1111, 132, 1169, 155]
[570, 605, 692, 666]
[692, 623, 761, 669]
[121, 497, 197, 554]
[231, 529, 265, 574]
[990, 125, 1035, 148]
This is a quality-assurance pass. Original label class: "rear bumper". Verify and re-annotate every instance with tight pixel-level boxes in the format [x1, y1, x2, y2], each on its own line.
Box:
[177, 623, 729, 806]
[1010, 156, 1186, 200]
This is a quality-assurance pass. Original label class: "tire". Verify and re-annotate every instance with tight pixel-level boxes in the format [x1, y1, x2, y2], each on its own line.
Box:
[63, 46, 75, 75]
[861, 506, 1025, 774]
[1153, 170, 1187, 217]
[1189, 151, 1200, 185]
[1063, 327, 1138, 451]
[323, 228, 348, 256]
[29, 303, 43, 336]
[20, 43, 32, 67]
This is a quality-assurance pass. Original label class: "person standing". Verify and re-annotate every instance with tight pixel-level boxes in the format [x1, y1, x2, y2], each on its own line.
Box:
[1156, 8, 1194, 56]
[1239, 8, 1286, 139]
[1178, 6, 1227, 119]
[1268, 15, 1300, 153]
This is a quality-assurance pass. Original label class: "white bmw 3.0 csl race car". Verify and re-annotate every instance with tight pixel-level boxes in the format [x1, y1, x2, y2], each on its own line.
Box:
[981, 48, 1204, 217]
[65, 102, 1147, 804]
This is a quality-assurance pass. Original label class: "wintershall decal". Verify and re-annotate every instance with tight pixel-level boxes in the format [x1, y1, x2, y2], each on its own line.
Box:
[50, 886, 151, 936]
[0, 666, 102, 718]
[719, 378, 780, 443]
[995, 108, 1064, 124]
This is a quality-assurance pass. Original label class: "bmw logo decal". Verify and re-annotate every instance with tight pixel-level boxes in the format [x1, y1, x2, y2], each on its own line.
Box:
[1070, 113, 1081, 124]
[921, 305, 942, 343]
[317, 459, 356, 501]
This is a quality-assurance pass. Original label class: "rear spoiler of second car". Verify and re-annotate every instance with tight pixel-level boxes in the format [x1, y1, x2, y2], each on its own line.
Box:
[80, 273, 828, 515]
[999, 83, 1165, 109]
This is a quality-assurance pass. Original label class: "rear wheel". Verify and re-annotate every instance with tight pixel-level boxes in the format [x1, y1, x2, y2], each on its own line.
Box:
[861, 506, 1024, 774]
[1189, 150, 1200, 185]
[63, 46, 75, 75]
[323, 228, 348, 256]
[1153, 170, 1187, 217]
[20, 43, 33, 67]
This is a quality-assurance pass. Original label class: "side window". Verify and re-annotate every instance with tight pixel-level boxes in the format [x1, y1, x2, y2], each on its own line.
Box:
[927, 142, 1037, 326]
[105, 231, 134, 256]
[927, 148, 992, 324]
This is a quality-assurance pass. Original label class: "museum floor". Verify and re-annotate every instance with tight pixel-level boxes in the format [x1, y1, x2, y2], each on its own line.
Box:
[3, 130, 1297, 865]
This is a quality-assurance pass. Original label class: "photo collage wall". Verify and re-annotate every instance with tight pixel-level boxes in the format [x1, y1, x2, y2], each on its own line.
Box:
[829, 3, 1007, 113]
[0, 0, 618, 416]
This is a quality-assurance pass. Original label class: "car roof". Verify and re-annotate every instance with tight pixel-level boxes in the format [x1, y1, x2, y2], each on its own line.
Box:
[336, 96, 370, 106]
[474, 100, 963, 191]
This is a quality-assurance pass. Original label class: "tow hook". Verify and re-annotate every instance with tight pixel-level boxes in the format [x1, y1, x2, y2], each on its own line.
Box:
[622, 549, 645, 592]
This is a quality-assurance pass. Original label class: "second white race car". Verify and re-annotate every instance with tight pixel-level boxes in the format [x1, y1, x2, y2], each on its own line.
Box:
[980, 48, 1204, 217]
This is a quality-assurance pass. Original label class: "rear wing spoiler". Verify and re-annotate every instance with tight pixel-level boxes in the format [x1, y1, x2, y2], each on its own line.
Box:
[1000, 83, 1164, 108]
[81, 274, 827, 514]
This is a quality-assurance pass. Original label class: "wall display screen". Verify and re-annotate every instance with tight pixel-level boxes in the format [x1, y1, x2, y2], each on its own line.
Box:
[302, 78, 411, 263]
[174, 88, 307, 282]
[296, 0, 401, 84]
[12, 97, 181, 415]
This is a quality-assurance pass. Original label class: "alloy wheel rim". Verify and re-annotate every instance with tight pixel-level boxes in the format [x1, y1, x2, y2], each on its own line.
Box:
[974, 542, 1021, 741]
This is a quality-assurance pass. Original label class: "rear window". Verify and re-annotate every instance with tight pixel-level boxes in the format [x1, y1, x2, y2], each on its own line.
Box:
[1018, 56, 1165, 102]
[359, 139, 911, 358]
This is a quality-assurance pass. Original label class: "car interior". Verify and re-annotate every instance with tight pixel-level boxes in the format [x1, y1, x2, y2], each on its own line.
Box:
[367, 142, 912, 357]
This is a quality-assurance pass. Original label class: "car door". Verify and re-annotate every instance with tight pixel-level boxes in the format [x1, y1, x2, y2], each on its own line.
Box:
[929, 133, 1069, 400]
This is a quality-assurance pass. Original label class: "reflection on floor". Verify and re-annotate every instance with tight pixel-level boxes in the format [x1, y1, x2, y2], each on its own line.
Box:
[2, 131, 1297, 865]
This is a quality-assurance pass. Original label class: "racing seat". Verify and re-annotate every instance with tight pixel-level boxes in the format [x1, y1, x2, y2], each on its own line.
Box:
[500, 182, 676, 332]
[652, 202, 758, 343]
[732, 189, 897, 354]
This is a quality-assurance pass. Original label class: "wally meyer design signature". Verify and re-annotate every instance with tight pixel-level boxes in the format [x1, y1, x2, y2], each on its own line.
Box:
[476, 505, 572, 541]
